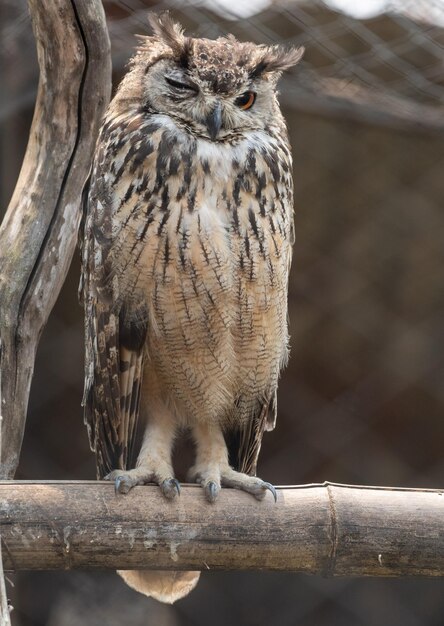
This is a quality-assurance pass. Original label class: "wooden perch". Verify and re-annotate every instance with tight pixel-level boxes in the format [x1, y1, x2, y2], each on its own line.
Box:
[1, 481, 444, 576]
[0, 0, 111, 479]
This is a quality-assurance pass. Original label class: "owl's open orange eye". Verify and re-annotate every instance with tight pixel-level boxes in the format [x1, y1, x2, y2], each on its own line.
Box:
[235, 91, 256, 110]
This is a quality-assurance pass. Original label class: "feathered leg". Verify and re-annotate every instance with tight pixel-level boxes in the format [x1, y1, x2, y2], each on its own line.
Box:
[112, 402, 200, 604]
[105, 401, 180, 499]
[189, 422, 276, 503]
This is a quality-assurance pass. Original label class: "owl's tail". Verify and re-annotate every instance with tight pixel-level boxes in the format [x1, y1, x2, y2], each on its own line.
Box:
[118, 569, 201, 604]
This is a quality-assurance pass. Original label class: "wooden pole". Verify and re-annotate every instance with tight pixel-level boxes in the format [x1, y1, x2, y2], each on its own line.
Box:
[0, 0, 111, 479]
[1, 481, 443, 576]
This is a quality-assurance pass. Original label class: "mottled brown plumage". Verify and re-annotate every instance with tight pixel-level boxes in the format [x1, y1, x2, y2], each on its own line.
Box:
[80, 13, 303, 603]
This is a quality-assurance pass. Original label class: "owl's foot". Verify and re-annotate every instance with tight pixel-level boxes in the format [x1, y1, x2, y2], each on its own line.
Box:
[221, 467, 277, 502]
[188, 464, 276, 503]
[104, 468, 180, 500]
[190, 422, 277, 503]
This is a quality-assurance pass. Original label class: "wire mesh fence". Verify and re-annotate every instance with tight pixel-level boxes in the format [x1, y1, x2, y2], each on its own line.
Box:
[1, 0, 444, 624]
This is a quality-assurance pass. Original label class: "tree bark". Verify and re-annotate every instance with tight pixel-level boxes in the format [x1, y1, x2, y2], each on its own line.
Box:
[0, 353, 10, 626]
[0, 0, 111, 479]
[1, 481, 443, 576]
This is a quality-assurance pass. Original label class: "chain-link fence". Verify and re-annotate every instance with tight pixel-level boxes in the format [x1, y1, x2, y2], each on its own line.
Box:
[2, 1, 444, 624]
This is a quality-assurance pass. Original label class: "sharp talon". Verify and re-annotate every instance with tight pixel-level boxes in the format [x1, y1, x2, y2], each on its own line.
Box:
[205, 481, 219, 503]
[113, 475, 133, 495]
[114, 476, 124, 495]
[264, 482, 277, 503]
[161, 478, 181, 500]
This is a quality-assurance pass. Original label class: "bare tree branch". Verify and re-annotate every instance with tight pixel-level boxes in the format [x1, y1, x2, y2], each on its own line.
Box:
[0, 522, 10, 626]
[0, 0, 111, 479]
[0, 349, 11, 626]
[1, 481, 443, 576]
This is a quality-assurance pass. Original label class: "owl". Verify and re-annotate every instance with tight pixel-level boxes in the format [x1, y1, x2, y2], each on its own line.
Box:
[80, 13, 303, 603]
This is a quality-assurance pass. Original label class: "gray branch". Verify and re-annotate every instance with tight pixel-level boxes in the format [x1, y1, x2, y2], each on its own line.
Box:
[0, 0, 111, 479]
[1, 481, 443, 575]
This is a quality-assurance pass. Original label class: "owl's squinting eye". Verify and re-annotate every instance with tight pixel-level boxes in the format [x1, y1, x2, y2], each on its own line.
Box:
[165, 76, 198, 92]
[235, 91, 256, 110]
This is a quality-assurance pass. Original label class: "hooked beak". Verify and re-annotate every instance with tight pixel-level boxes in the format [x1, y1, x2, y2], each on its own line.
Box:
[205, 101, 222, 141]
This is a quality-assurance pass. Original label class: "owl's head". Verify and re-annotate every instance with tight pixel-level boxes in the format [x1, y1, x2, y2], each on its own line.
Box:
[119, 13, 304, 142]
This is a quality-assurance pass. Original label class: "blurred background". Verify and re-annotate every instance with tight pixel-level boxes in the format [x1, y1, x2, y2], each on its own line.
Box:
[2, 0, 444, 624]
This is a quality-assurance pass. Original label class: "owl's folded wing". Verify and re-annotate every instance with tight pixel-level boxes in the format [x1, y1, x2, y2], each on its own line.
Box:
[225, 391, 277, 476]
[80, 175, 146, 479]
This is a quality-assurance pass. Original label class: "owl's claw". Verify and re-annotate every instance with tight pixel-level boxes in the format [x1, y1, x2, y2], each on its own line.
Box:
[262, 482, 277, 503]
[104, 471, 133, 493]
[204, 480, 220, 503]
[113, 475, 121, 494]
[219, 469, 278, 502]
[105, 473, 135, 495]
[104, 468, 179, 500]
[161, 477, 181, 499]
[188, 462, 277, 502]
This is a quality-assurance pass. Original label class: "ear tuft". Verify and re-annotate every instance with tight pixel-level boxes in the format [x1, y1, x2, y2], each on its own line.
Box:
[250, 45, 305, 78]
[147, 12, 192, 67]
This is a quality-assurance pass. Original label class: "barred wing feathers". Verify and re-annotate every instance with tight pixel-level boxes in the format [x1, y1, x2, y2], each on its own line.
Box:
[80, 172, 145, 479]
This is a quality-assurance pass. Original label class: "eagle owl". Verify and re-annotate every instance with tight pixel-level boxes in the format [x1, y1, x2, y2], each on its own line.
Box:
[80, 13, 303, 603]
